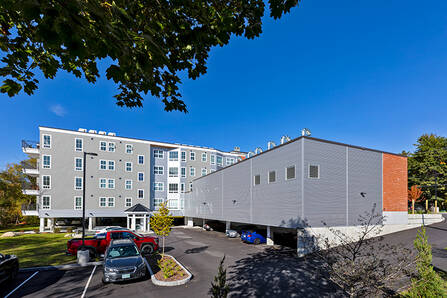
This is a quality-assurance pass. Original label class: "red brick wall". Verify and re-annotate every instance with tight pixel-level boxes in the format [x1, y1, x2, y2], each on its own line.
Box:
[383, 153, 408, 212]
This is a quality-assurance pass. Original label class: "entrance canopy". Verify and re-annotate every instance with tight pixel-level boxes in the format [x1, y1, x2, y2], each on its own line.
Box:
[125, 204, 151, 232]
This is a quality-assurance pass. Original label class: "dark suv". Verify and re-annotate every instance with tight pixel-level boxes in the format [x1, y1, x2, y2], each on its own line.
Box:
[0, 253, 19, 284]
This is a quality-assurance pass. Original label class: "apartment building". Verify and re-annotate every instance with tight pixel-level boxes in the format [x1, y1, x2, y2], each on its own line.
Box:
[21, 126, 245, 232]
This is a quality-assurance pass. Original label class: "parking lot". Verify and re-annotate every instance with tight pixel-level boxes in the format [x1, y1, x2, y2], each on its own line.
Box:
[1, 227, 342, 298]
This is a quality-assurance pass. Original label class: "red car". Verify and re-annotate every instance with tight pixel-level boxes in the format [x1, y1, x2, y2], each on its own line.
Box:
[67, 230, 158, 259]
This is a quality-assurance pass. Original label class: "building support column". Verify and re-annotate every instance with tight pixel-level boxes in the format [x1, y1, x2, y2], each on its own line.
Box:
[88, 217, 94, 231]
[267, 226, 274, 246]
[186, 217, 193, 227]
[142, 215, 147, 232]
[39, 217, 45, 232]
[47, 218, 54, 232]
[131, 215, 136, 231]
[225, 221, 231, 232]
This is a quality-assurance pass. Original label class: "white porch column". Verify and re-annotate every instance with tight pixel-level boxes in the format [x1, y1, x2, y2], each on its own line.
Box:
[142, 215, 147, 232]
[131, 214, 136, 231]
[267, 226, 274, 246]
[186, 217, 193, 227]
[39, 217, 45, 232]
[225, 221, 231, 232]
[88, 217, 94, 231]
[202, 218, 206, 228]
[47, 218, 54, 232]
[147, 215, 151, 232]
[126, 215, 131, 229]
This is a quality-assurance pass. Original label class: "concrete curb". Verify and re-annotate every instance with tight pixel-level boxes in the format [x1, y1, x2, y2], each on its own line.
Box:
[145, 254, 192, 286]
[19, 261, 103, 272]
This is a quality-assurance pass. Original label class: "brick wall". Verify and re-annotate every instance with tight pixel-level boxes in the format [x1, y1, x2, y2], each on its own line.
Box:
[383, 153, 408, 212]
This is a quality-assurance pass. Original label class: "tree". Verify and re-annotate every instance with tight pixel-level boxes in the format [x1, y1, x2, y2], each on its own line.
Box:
[405, 227, 447, 297]
[407, 134, 447, 209]
[408, 185, 424, 214]
[209, 255, 230, 298]
[0, 0, 301, 112]
[150, 202, 173, 256]
[307, 205, 414, 297]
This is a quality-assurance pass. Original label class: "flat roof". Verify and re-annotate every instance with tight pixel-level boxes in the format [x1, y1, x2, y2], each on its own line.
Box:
[193, 135, 405, 181]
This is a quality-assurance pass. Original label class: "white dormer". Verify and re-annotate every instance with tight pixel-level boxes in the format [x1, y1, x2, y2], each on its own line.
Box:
[98, 131, 106, 135]
[88, 130, 97, 134]
[108, 132, 116, 136]
[78, 128, 87, 132]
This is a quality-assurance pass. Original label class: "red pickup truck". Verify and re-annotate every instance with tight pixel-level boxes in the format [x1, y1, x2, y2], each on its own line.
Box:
[67, 230, 159, 258]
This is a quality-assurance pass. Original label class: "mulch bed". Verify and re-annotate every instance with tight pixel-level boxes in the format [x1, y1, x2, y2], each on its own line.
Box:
[149, 254, 188, 282]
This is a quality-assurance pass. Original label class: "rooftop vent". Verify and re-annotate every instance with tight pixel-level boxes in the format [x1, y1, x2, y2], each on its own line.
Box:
[254, 147, 263, 154]
[108, 132, 116, 136]
[280, 135, 291, 144]
[301, 128, 311, 136]
[267, 141, 276, 150]
[78, 128, 87, 132]
[98, 131, 106, 135]
[233, 146, 240, 152]
[88, 130, 97, 134]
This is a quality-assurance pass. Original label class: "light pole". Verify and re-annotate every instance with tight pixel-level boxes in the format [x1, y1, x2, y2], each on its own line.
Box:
[81, 152, 98, 249]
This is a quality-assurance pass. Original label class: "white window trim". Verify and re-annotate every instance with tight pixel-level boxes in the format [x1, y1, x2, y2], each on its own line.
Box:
[99, 197, 107, 207]
[190, 151, 195, 161]
[154, 166, 164, 175]
[99, 141, 107, 151]
[268, 170, 276, 184]
[75, 138, 83, 152]
[138, 172, 145, 182]
[99, 178, 107, 189]
[42, 175, 51, 189]
[42, 154, 51, 169]
[202, 153, 207, 162]
[181, 167, 186, 178]
[180, 183, 185, 193]
[108, 142, 116, 152]
[154, 149, 164, 159]
[42, 134, 51, 149]
[99, 159, 107, 170]
[125, 179, 133, 190]
[168, 183, 179, 194]
[190, 167, 195, 177]
[308, 164, 320, 179]
[108, 160, 115, 171]
[108, 178, 115, 189]
[210, 155, 216, 165]
[74, 196, 82, 210]
[169, 167, 178, 178]
[285, 165, 297, 181]
[137, 189, 144, 199]
[253, 174, 261, 186]
[75, 157, 83, 171]
[169, 151, 179, 161]
[42, 195, 51, 210]
[138, 155, 145, 165]
[107, 197, 115, 207]
[125, 162, 133, 172]
[181, 151, 186, 162]
[125, 144, 133, 154]
[154, 198, 164, 208]
[125, 197, 132, 207]
[154, 182, 164, 191]
[74, 177, 83, 190]
[201, 168, 207, 176]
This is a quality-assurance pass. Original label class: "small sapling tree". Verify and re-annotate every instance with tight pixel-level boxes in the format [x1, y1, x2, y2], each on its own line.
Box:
[209, 255, 230, 298]
[408, 185, 423, 214]
[150, 202, 173, 257]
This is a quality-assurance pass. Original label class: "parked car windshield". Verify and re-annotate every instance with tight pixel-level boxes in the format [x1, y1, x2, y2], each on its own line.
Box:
[107, 245, 140, 259]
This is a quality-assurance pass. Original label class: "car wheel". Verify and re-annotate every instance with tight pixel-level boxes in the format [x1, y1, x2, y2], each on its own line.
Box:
[102, 277, 108, 284]
[254, 238, 261, 245]
[141, 244, 154, 255]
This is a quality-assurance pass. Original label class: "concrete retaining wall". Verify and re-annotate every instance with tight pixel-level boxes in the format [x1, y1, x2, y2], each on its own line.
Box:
[407, 214, 444, 225]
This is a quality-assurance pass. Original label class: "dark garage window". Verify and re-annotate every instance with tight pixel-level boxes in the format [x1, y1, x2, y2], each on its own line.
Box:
[309, 164, 320, 179]
[254, 175, 261, 185]
[268, 171, 276, 183]
[286, 166, 295, 180]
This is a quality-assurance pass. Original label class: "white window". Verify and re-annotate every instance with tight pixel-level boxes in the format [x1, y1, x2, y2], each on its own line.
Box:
[108, 142, 115, 152]
[181, 151, 186, 162]
[210, 155, 215, 165]
[169, 151, 178, 161]
[254, 175, 261, 186]
[42, 175, 51, 189]
[168, 199, 178, 209]
[154, 149, 164, 158]
[42, 155, 51, 169]
[108, 160, 115, 171]
[42, 195, 51, 209]
[125, 179, 132, 190]
[190, 151, 195, 161]
[99, 160, 107, 170]
[75, 177, 83, 190]
[138, 172, 144, 182]
[99, 197, 107, 207]
[125, 162, 132, 172]
[216, 156, 223, 166]
[189, 182, 193, 191]
[75, 138, 83, 152]
[181, 167, 186, 178]
[43, 134, 51, 149]
[269, 171, 276, 183]
[169, 167, 178, 177]
[138, 155, 144, 165]
[100, 178, 107, 189]
[180, 183, 185, 193]
[286, 165, 296, 180]
[154, 198, 164, 208]
[154, 166, 164, 175]
[125, 144, 133, 154]
[74, 196, 82, 210]
[138, 189, 144, 199]
[201, 168, 207, 176]
[202, 153, 207, 162]
[125, 197, 132, 207]
[108, 197, 115, 207]
[75, 157, 83, 171]
[226, 157, 235, 166]
[169, 183, 178, 193]
[154, 182, 164, 191]
[309, 164, 320, 179]
[108, 179, 115, 189]
[100, 141, 107, 151]
[190, 167, 195, 177]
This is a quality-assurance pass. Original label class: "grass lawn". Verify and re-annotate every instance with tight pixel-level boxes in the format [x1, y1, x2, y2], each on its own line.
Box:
[0, 231, 76, 268]
[0, 224, 40, 234]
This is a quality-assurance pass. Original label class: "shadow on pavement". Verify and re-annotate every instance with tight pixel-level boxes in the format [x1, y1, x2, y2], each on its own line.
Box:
[185, 246, 209, 254]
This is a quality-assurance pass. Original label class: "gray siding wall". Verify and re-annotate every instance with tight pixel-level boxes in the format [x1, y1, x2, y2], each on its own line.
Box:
[150, 146, 168, 208]
[185, 138, 383, 228]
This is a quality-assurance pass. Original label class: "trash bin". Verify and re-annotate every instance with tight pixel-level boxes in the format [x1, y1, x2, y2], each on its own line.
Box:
[77, 249, 90, 266]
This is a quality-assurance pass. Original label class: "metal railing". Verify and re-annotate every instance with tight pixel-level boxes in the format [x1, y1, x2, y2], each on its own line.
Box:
[21, 202, 39, 211]
[22, 140, 39, 149]
[21, 160, 37, 170]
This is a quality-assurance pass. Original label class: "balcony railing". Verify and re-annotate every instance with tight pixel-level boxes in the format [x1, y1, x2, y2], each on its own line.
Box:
[21, 203, 39, 216]
[22, 140, 40, 156]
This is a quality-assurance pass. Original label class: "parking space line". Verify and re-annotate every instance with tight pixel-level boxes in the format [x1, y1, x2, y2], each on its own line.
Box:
[81, 265, 97, 298]
[5, 271, 39, 298]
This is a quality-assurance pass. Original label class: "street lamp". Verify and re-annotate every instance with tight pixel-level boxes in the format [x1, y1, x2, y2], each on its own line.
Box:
[81, 152, 98, 249]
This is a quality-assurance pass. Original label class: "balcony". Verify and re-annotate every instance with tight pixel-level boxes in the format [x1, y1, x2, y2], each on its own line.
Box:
[22, 140, 40, 157]
[21, 203, 39, 216]
[21, 160, 39, 177]
[22, 188, 39, 196]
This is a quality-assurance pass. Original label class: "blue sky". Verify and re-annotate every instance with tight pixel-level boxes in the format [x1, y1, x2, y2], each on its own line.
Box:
[2, 0, 447, 169]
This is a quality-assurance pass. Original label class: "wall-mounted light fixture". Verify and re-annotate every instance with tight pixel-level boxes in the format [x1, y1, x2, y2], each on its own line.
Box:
[360, 192, 367, 198]
[232, 200, 237, 204]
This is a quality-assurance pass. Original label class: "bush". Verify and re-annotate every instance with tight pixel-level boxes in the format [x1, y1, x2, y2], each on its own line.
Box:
[157, 256, 180, 279]
[66, 228, 73, 233]
[404, 227, 447, 297]
[53, 228, 61, 233]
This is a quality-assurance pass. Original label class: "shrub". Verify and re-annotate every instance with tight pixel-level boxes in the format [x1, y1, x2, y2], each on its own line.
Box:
[209, 256, 230, 298]
[53, 228, 61, 233]
[67, 227, 73, 233]
[158, 257, 179, 279]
